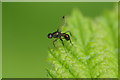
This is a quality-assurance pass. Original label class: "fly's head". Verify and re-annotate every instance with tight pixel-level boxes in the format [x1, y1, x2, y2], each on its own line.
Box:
[48, 33, 53, 39]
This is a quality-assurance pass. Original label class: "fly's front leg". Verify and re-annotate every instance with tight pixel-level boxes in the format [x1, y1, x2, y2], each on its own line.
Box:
[53, 39, 58, 47]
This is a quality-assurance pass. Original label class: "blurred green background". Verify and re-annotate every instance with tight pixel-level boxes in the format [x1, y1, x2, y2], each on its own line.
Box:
[2, 2, 115, 78]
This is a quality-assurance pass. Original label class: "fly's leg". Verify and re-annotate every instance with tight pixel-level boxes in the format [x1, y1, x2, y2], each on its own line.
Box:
[53, 39, 58, 47]
[65, 31, 72, 36]
[60, 39, 68, 55]
[69, 39, 73, 46]
[60, 39, 64, 46]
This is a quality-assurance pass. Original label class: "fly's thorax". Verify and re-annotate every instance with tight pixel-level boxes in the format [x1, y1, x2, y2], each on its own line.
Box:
[52, 32, 61, 38]
[61, 36, 64, 39]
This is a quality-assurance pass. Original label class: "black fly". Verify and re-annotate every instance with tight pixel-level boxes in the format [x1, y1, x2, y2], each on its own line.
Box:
[47, 16, 72, 47]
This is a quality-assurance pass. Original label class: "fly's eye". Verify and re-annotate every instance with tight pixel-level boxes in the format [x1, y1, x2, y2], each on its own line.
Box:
[48, 33, 53, 38]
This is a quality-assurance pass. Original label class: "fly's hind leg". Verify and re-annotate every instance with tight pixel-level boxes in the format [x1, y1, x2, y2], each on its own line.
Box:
[69, 39, 73, 46]
[53, 39, 58, 47]
[65, 31, 72, 36]
[60, 39, 68, 54]
[60, 39, 64, 46]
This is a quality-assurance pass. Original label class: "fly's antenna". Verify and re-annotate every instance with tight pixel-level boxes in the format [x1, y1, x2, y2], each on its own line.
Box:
[57, 16, 67, 32]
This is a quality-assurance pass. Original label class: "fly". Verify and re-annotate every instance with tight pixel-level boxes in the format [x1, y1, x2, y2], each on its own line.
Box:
[47, 16, 72, 47]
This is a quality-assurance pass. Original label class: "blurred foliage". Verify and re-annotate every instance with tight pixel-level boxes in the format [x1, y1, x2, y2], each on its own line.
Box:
[47, 7, 118, 78]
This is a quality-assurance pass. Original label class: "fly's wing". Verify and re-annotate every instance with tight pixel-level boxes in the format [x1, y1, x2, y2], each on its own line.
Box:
[57, 16, 66, 32]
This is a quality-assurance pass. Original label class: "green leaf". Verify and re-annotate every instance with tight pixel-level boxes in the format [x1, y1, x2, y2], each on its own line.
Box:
[47, 8, 118, 78]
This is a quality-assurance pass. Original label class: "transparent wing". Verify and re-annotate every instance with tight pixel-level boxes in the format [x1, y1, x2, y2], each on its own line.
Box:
[57, 16, 66, 32]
